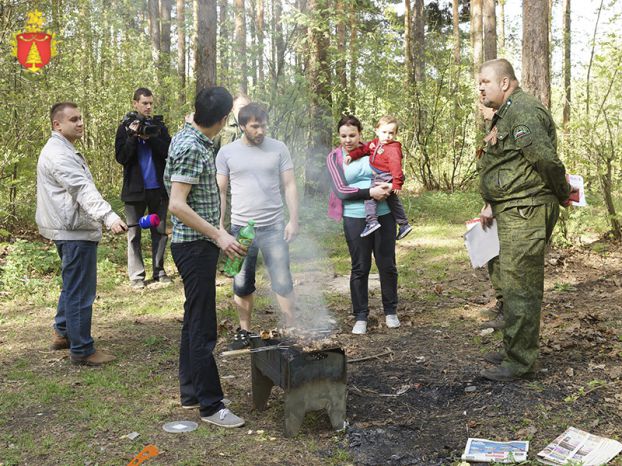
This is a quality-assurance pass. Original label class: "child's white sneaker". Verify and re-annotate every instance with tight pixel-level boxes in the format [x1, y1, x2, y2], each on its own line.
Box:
[385, 314, 400, 328]
[352, 320, 368, 335]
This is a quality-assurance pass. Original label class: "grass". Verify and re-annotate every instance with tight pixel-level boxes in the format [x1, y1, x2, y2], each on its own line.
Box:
[1, 189, 620, 464]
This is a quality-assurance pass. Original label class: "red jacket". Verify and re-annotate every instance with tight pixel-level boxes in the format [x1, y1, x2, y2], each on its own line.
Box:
[348, 139, 404, 190]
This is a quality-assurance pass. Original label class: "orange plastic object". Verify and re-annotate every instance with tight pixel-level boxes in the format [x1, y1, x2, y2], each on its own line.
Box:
[127, 444, 159, 466]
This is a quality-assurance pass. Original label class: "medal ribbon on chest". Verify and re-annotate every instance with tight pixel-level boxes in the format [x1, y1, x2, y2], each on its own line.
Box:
[484, 126, 498, 146]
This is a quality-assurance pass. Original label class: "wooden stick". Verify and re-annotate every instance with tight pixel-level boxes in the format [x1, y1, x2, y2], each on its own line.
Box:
[220, 348, 251, 357]
[348, 348, 393, 364]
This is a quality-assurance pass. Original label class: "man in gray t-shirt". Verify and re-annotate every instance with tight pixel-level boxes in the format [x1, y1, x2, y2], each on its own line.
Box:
[216, 103, 299, 349]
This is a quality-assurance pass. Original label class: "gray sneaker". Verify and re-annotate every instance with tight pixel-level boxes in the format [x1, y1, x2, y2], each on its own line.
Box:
[130, 279, 146, 290]
[201, 408, 245, 428]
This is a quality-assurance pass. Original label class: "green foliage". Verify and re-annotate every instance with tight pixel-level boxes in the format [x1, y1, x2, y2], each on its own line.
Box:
[0, 239, 60, 297]
[2, 0, 621, 249]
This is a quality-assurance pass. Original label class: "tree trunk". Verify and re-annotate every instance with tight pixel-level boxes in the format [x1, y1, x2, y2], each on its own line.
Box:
[336, 0, 348, 111]
[562, 0, 571, 129]
[176, 0, 186, 96]
[522, 0, 550, 107]
[452, 0, 460, 65]
[413, 0, 424, 83]
[470, 0, 483, 81]
[274, 0, 285, 79]
[235, 0, 247, 94]
[348, 5, 358, 112]
[498, 0, 505, 53]
[306, 0, 332, 194]
[192, 0, 198, 81]
[257, 0, 265, 85]
[404, 0, 413, 85]
[249, 0, 257, 87]
[195, 0, 217, 90]
[599, 160, 622, 240]
[148, 0, 161, 63]
[483, 0, 496, 60]
[160, 0, 172, 59]
[219, 0, 229, 78]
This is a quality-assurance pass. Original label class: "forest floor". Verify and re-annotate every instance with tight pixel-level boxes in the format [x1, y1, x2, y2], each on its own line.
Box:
[1, 193, 622, 465]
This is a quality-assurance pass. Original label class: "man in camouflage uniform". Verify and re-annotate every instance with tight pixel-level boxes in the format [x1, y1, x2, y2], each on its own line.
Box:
[213, 94, 250, 231]
[477, 59, 574, 381]
[213, 94, 250, 153]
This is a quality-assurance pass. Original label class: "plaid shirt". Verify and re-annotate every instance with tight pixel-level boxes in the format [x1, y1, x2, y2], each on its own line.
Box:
[164, 123, 220, 243]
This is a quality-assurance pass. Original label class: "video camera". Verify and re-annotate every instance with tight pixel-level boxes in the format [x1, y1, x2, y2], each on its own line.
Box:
[121, 111, 164, 138]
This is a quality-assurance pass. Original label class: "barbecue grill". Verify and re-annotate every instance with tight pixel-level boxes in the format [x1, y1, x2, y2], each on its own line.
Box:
[249, 335, 347, 437]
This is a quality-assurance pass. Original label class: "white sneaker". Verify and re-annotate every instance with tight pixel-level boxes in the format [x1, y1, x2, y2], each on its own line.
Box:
[201, 408, 245, 428]
[352, 320, 367, 335]
[385, 314, 401, 328]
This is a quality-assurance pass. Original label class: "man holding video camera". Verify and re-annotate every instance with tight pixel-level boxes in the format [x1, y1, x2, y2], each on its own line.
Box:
[115, 87, 172, 289]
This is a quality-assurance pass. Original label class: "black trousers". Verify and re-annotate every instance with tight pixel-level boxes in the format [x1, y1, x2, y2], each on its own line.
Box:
[343, 213, 398, 321]
[171, 240, 224, 417]
[124, 188, 168, 281]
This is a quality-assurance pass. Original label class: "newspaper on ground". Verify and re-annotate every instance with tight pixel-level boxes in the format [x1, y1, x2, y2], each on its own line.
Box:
[537, 426, 622, 465]
[461, 438, 529, 463]
[464, 218, 500, 268]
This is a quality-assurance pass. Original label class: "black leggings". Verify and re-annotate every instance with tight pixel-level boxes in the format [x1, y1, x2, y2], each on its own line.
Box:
[343, 214, 398, 321]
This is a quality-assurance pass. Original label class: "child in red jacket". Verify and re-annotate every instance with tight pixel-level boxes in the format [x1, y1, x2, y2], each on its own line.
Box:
[345, 115, 412, 239]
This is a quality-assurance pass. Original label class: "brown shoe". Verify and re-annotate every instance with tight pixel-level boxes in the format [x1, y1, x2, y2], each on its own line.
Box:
[50, 332, 69, 350]
[70, 350, 116, 366]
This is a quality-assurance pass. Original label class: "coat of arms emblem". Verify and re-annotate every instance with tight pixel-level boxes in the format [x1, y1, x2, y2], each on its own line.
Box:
[12, 10, 57, 72]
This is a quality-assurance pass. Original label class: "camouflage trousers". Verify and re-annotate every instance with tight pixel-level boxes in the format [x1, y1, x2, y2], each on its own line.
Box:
[487, 256, 503, 307]
[495, 201, 559, 375]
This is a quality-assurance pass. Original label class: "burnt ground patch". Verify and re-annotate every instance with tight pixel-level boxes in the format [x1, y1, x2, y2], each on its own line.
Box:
[339, 246, 622, 465]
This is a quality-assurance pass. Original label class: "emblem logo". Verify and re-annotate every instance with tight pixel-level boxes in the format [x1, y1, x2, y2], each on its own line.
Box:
[12, 10, 57, 72]
[513, 125, 531, 140]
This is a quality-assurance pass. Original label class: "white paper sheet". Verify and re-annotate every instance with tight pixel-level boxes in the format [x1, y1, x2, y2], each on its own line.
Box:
[568, 174, 587, 206]
[464, 219, 500, 268]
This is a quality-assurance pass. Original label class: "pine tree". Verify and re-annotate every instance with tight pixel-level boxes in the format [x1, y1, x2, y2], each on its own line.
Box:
[25, 43, 42, 72]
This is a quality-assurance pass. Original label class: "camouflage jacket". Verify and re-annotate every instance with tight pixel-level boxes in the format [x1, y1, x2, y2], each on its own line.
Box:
[477, 87, 570, 214]
[213, 113, 242, 153]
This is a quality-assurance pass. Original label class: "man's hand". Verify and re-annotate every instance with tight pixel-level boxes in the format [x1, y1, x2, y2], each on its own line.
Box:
[217, 230, 247, 259]
[392, 187, 401, 193]
[111, 219, 128, 234]
[128, 121, 150, 140]
[563, 185, 580, 207]
[344, 155, 353, 165]
[370, 183, 391, 201]
[479, 203, 494, 230]
[284, 221, 299, 243]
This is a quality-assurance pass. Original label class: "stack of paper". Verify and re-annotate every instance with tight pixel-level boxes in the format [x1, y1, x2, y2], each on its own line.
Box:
[464, 218, 500, 268]
[537, 427, 622, 465]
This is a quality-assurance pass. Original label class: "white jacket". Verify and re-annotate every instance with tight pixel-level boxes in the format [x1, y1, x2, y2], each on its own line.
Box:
[36, 132, 120, 241]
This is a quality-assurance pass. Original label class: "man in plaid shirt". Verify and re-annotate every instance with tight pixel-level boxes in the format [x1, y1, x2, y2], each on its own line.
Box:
[164, 87, 246, 428]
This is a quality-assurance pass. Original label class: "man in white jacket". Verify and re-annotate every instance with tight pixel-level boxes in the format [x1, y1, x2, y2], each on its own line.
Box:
[36, 102, 127, 366]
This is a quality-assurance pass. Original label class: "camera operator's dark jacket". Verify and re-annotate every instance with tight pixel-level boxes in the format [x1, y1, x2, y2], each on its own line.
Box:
[115, 122, 171, 203]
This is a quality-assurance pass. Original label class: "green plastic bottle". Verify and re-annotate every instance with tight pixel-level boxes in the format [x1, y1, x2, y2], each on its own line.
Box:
[223, 219, 256, 277]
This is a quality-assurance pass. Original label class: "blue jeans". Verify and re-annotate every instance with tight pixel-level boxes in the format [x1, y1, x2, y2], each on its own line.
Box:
[54, 240, 98, 357]
[230, 223, 294, 297]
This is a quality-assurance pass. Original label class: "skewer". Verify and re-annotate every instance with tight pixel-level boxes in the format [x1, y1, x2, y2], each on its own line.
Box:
[220, 343, 290, 357]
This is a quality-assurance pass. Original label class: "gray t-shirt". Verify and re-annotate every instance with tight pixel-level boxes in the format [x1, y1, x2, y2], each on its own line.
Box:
[216, 136, 294, 227]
